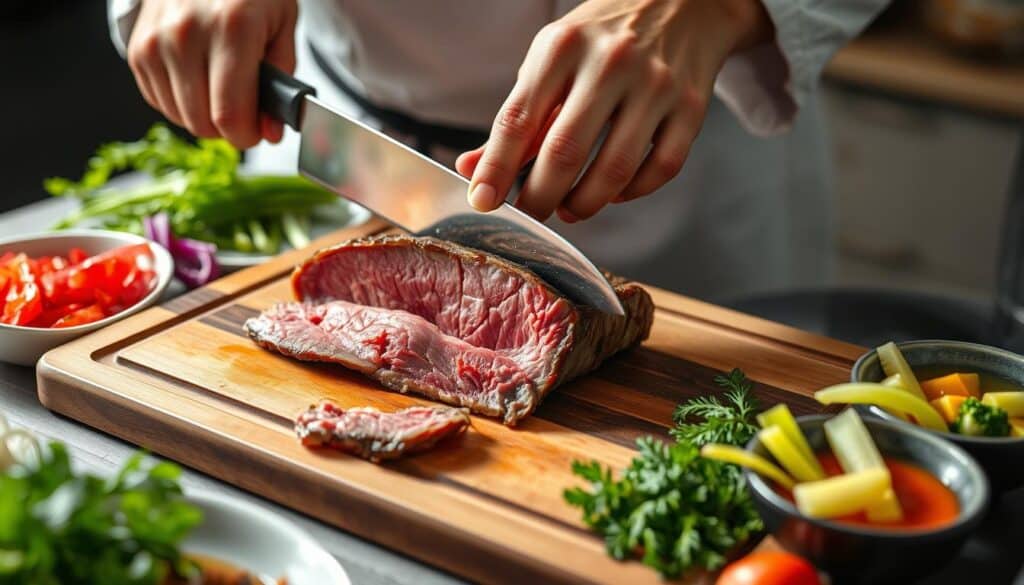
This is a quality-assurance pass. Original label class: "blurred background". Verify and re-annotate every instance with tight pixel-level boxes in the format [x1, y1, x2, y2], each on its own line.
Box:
[1, 0, 1022, 349]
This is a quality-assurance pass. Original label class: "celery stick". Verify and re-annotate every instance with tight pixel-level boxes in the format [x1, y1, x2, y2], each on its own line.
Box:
[700, 444, 796, 490]
[878, 374, 913, 421]
[232, 222, 253, 252]
[814, 383, 947, 431]
[282, 212, 311, 249]
[759, 426, 824, 482]
[248, 219, 270, 253]
[824, 410, 903, 522]
[794, 468, 891, 519]
[981, 392, 1024, 417]
[877, 342, 925, 399]
[757, 405, 822, 477]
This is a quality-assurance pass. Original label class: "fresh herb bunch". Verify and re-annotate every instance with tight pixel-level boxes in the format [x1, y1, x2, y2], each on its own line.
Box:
[45, 124, 340, 254]
[671, 368, 761, 447]
[564, 438, 763, 578]
[0, 443, 202, 585]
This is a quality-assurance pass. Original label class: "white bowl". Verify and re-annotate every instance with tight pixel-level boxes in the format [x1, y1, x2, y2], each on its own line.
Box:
[0, 229, 173, 366]
[184, 489, 349, 584]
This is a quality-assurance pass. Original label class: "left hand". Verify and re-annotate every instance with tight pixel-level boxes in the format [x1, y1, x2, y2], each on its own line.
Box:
[456, 0, 772, 222]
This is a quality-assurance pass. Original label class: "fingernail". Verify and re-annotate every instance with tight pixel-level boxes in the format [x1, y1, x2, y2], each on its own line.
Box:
[468, 182, 498, 211]
[557, 208, 578, 224]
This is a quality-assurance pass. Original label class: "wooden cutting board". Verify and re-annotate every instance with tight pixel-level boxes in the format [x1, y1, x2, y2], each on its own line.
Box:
[37, 219, 864, 585]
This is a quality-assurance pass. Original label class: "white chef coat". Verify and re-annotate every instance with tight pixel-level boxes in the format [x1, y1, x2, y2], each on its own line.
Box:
[108, 0, 889, 301]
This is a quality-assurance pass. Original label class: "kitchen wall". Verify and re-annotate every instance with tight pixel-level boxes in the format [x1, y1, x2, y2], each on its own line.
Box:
[822, 82, 1020, 305]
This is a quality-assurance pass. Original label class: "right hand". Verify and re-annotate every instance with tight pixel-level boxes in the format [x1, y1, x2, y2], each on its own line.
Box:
[127, 0, 298, 148]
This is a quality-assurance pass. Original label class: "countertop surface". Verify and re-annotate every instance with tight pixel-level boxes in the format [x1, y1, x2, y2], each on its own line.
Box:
[2, 198, 1024, 585]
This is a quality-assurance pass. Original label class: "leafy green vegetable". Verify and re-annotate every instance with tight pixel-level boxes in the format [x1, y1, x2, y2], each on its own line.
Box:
[565, 438, 762, 578]
[0, 443, 202, 585]
[671, 368, 760, 447]
[951, 397, 1011, 437]
[46, 124, 340, 253]
[566, 368, 765, 578]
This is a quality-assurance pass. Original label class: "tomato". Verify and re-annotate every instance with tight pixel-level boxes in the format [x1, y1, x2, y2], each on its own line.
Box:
[2, 281, 43, 326]
[67, 247, 87, 265]
[53, 304, 106, 328]
[716, 552, 821, 585]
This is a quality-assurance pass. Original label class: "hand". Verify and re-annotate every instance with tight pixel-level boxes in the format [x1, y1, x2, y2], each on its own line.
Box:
[457, 0, 772, 222]
[126, 0, 298, 148]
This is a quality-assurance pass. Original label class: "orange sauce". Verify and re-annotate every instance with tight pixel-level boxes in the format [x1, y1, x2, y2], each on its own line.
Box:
[778, 453, 960, 531]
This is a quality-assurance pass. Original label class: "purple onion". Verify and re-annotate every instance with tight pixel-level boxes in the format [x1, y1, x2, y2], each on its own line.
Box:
[144, 213, 221, 288]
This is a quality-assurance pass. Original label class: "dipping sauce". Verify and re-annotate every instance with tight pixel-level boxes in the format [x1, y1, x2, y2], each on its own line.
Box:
[163, 554, 287, 585]
[777, 453, 960, 531]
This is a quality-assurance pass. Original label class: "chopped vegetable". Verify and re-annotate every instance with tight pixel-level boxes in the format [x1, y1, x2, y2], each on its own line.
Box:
[758, 426, 825, 482]
[1010, 418, 1024, 437]
[144, 213, 219, 287]
[0, 245, 155, 328]
[879, 374, 912, 421]
[793, 468, 892, 519]
[716, 551, 821, 585]
[877, 342, 926, 399]
[701, 444, 795, 489]
[824, 410, 902, 522]
[981, 392, 1024, 417]
[814, 383, 947, 431]
[565, 438, 762, 578]
[0, 442, 202, 584]
[757, 404, 822, 477]
[920, 373, 980, 400]
[951, 397, 1010, 437]
[931, 395, 969, 424]
[46, 124, 339, 255]
[671, 368, 760, 447]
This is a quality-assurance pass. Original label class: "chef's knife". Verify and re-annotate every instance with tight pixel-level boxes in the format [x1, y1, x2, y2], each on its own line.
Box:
[258, 63, 624, 316]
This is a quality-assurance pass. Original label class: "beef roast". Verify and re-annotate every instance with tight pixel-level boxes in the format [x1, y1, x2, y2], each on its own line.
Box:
[296, 402, 470, 461]
[246, 235, 654, 425]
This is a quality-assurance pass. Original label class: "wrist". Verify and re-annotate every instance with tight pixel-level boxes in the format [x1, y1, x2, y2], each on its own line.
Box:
[714, 0, 774, 53]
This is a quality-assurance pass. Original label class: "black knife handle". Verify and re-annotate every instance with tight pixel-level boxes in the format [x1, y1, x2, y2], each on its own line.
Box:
[258, 63, 317, 130]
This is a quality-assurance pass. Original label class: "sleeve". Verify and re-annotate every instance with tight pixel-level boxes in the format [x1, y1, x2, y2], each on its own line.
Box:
[713, 0, 890, 137]
[107, 0, 142, 57]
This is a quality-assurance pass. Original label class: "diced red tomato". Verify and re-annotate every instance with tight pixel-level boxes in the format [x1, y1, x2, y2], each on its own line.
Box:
[1, 243, 156, 329]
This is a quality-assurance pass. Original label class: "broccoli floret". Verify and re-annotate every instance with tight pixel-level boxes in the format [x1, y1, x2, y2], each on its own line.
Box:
[951, 397, 1011, 437]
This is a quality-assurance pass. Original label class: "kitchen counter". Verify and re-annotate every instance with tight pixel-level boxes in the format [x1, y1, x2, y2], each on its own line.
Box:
[826, 24, 1024, 119]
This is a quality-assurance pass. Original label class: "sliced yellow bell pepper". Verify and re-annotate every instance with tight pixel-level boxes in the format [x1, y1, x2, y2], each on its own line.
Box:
[1010, 418, 1024, 438]
[757, 404, 823, 477]
[759, 426, 825, 482]
[814, 383, 947, 432]
[880, 374, 912, 422]
[931, 395, 968, 424]
[794, 468, 892, 519]
[700, 444, 796, 490]
[877, 342, 926, 400]
[981, 392, 1024, 417]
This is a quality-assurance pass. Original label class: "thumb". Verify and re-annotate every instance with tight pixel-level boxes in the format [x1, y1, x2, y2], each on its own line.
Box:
[456, 144, 486, 178]
[260, 2, 298, 143]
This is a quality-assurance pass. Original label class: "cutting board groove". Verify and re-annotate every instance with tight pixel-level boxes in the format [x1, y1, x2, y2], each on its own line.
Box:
[38, 219, 863, 585]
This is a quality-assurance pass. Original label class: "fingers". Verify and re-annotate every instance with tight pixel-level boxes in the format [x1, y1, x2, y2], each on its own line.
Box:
[260, 4, 297, 143]
[468, 25, 581, 212]
[128, 30, 183, 126]
[456, 145, 485, 178]
[556, 92, 665, 222]
[618, 110, 695, 203]
[160, 15, 218, 137]
[208, 7, 266, 149]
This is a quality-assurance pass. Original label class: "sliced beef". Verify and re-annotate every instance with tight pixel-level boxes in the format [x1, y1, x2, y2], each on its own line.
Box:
[246, 235, 654, 424]
[296, 402, 470, 462]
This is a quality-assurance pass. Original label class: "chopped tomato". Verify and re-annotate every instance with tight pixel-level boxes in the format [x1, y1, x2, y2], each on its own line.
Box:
[53, 304, 106, 328]
[1, 243, 155, 329]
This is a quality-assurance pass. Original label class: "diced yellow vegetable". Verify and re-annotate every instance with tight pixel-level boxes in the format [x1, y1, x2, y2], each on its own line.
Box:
[824, 409, 903, 522]
[981, 392, 1024, 417]
[757, 404, 823, 477]
[1011, 418, 1024, 438]
[877, 342, 926, 400]
[794, 468, 892, 519]
[759, 426, 825, 482]
[880, 374, 912, 422]
[700, 444, 796, 490]
[814, 383, 948, 432]
[931, 395, 968, 424]
[920, 373, 980, 400]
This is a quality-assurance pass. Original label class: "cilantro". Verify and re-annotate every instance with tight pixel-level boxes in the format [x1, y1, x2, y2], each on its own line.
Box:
[0, 443, 201, 585]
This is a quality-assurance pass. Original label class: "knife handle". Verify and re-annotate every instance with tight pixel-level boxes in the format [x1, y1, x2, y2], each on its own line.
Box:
[258, 63, 317, 130]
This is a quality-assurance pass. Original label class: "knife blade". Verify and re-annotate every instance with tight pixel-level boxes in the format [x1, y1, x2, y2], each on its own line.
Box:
[259, 63, 624, 315]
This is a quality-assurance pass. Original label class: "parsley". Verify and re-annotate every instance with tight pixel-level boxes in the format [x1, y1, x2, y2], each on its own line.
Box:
[564, 438, 763, 578]
[0, 443, 202, 585]
[565, 368, 765, 579]
[671, 368, 760, 447]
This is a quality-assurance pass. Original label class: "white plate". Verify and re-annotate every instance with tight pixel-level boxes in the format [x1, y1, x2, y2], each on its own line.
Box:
[184, 489, 350, 585]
